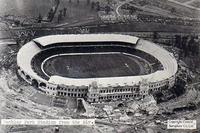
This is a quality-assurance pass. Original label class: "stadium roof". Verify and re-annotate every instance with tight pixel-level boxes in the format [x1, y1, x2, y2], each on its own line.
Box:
[17, 34, 178, 87]
[48, 70, 170, 87]
[33, 34, 139, 47]
[17, 41, 47, 83]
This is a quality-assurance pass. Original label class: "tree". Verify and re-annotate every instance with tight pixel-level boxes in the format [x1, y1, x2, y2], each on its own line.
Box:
[107, 0, 111, 5]
[96, 2, 100, 11]
[47, 8, 54, 21]
[171, 7, 176, 14]
[153, 31, 158, 43]
[91, 2, 95, 9]
[195, 43, 199, 56]
[182, 36, 189, 57]
[194, 36, 199, 56]
[129, 8, 136, 14]
[173, 77, 186, 97]
[188, 36, 195, 56]
[105, 5, 111, 14]
[63, 8, 67, 17]
[87, 0, 90, 4]
[175, 35, 181, 48]
[37, 14, 42, 23]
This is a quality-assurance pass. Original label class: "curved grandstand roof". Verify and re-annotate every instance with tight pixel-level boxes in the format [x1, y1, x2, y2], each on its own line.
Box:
[33, 34, 139, 47]
[17, 34, 178, 87]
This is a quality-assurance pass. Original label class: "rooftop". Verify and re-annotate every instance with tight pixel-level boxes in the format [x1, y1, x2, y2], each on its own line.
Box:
[17, 34, 178, 87]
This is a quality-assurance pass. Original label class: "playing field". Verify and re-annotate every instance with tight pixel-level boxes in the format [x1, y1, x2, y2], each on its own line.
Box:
[42, 53, 149, 78]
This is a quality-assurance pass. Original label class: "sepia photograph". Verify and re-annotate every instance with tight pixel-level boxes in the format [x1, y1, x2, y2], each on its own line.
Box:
[0, 0, 200, 132]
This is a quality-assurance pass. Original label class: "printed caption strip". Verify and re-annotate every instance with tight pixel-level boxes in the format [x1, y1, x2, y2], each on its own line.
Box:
[1, 119, 95, 126]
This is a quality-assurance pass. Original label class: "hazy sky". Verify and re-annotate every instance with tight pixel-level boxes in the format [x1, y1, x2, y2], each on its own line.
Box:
[0, 0, 53, 17]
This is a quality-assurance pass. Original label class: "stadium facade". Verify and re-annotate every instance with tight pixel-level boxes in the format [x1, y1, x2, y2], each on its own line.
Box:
[17, 34, 178, 103]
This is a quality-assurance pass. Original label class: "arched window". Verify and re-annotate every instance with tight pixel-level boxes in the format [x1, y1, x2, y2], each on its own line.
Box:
[32, 79, 39, 88]
[39, 82, 46, 87]
[118, 103, 124, 107]
[26, 75, 31, 80]
[21, 71, 25, 75]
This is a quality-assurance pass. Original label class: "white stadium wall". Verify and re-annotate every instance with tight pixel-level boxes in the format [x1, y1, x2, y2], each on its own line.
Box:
[17, 34, 178, 102]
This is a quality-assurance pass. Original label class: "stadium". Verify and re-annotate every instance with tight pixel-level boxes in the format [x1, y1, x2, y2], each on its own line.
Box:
[17, 34, 178, 103]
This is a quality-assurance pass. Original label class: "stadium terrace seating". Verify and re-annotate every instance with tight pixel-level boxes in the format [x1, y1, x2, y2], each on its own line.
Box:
[31, 43, 163, 80]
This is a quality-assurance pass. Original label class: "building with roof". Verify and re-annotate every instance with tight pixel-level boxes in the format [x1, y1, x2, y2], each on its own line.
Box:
[17, 34, 178, 103]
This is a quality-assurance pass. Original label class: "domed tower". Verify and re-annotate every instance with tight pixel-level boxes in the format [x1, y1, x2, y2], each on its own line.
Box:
[87, 81, 100, 103]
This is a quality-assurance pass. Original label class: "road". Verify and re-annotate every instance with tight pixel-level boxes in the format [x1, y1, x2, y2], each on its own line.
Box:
[168, 0, 200, 11]
[116, 0, 133, 17]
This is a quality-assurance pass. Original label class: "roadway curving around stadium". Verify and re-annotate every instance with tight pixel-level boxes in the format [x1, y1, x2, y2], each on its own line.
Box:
[17, 34, 178, 102]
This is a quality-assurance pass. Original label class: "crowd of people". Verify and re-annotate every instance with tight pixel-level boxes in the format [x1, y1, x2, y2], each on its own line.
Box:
[103, 0, 199, 26]
[137, 14, 200, 26]
[99, 12, 200, 27]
